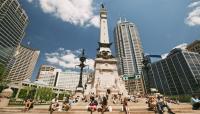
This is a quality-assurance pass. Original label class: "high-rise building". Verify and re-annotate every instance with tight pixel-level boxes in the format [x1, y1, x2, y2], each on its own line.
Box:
[36, 65, 58, 86]
[56, 72, 89, 92]
[187, 40, 200, 54]
[7, 45, 40, 83]
[0, 0, 28, 75]
[114, 19, 144, 94]
[145, 48, 200, 95]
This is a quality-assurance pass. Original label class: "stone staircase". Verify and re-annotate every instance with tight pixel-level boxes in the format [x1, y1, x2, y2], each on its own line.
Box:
[0, 100, 200, 114]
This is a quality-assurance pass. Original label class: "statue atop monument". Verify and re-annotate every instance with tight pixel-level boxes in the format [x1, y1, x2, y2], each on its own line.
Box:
[97, 4, 113, 59]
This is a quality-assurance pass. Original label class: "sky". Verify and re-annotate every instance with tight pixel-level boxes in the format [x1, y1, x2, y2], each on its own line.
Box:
[19, 0, 200, 81]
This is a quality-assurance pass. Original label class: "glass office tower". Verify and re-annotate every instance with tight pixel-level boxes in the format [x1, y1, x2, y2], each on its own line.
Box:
[147, 49, 200, 95]
[0, 0, 28, 75]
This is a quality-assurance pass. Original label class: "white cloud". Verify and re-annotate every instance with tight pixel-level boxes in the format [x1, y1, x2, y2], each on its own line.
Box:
[88, 15, 100, 27]
[172, 43, 187, 50]
[161, 53, 168, 59]
[27, 0, 33, 3]
[185, 1, 200, 26]
[28, 0, 99, 28]
[45, 48, 94, 70]
[46, 57, 59, 64]
[188, 1, 200, 8]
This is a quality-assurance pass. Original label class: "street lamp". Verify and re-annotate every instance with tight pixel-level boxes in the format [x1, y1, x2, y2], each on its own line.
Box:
[75, 49, 87, 94]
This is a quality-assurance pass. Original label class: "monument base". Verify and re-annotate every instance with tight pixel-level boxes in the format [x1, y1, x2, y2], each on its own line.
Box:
[74, 87, 84, 98]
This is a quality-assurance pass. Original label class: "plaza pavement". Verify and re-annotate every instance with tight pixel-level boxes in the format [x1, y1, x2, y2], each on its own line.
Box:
[0, 98, 200, 114]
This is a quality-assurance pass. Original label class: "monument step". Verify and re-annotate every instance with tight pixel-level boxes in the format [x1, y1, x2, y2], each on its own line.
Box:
[0, 108, 199, 114]
[0, 111, 200, 114]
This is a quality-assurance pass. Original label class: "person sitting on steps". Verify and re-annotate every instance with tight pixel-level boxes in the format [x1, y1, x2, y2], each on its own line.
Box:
[191, 95, 200, 110]
[98, 96, 108, 114]
[156, 95, 175, 114]
[88, 96, 98, 112]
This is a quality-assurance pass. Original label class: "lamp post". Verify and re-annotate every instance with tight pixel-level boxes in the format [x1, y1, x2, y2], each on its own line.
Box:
[75, 49, 86, 94]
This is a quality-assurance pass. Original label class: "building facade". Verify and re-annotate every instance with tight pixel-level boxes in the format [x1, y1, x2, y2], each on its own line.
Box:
[187, 40, 200, 54]
[114, 20, 144, 94]
[146, 49, 200, 95]
[7, 45, 40, 83]
[0, 0, 28, 74]
[142, 55, 162, 94]
[56, 71, 89, 92]
[36, 65, 58, 87]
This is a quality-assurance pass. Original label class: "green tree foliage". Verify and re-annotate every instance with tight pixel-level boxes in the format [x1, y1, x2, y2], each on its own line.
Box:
[0, 64, 5, 78]
[23, 86, 36, 99]
[18, 89, 27, 99]
[168, 95, 191, 103]
[63, 91, 71, 97]
[0, 64, 6, 85]
[35, 87, 53, 101]
[11, 88, 18, 98]
[58, 94, 64, 100]
[0, 64, 10, 88]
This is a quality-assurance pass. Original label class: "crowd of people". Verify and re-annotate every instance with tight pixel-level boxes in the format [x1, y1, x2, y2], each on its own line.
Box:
[146, 95, 175, 114]
[87, 94, 130, 114]
[49, 96, 74, 113]
[21, 93, 200, 114]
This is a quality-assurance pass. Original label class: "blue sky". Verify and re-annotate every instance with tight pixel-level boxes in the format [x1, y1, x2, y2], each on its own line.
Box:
[19, 0, 200, 80]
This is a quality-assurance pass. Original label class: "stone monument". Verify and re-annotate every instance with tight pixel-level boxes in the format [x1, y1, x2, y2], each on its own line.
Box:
[85, 4, 127, 97]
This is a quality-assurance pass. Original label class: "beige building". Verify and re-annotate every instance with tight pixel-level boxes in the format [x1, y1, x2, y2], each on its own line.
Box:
[37, 65, 90, 91]
[187, 40, 200, 54]
[7, 45, 40, 83]
[56, 71, 89, 92]
[36, 65, 59, 86]
[114, 19, 144, 95]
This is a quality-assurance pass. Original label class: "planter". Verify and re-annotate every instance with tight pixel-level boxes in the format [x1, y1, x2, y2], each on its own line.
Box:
[0, 98, 10, 107]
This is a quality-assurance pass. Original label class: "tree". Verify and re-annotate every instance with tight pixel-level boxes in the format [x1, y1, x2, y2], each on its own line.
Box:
[0, 64, 10, 92]
[58, 94, 64, 100]
[35, 87, 53, 101]
[18, 89, 28, 99]
[0, 63, 5, 81]
[63, 91, 71, 97]
[0, 64, 7, 90]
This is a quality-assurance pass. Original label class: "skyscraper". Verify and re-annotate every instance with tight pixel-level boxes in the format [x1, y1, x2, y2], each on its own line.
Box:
[7, 45, 40, 83]
[114, 19, 144, 94]
[0, 0, 28, 76]
[146, 48, 200, 95]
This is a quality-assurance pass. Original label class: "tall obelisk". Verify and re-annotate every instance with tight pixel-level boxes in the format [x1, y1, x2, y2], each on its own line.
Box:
[88, 4, 127, 96]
